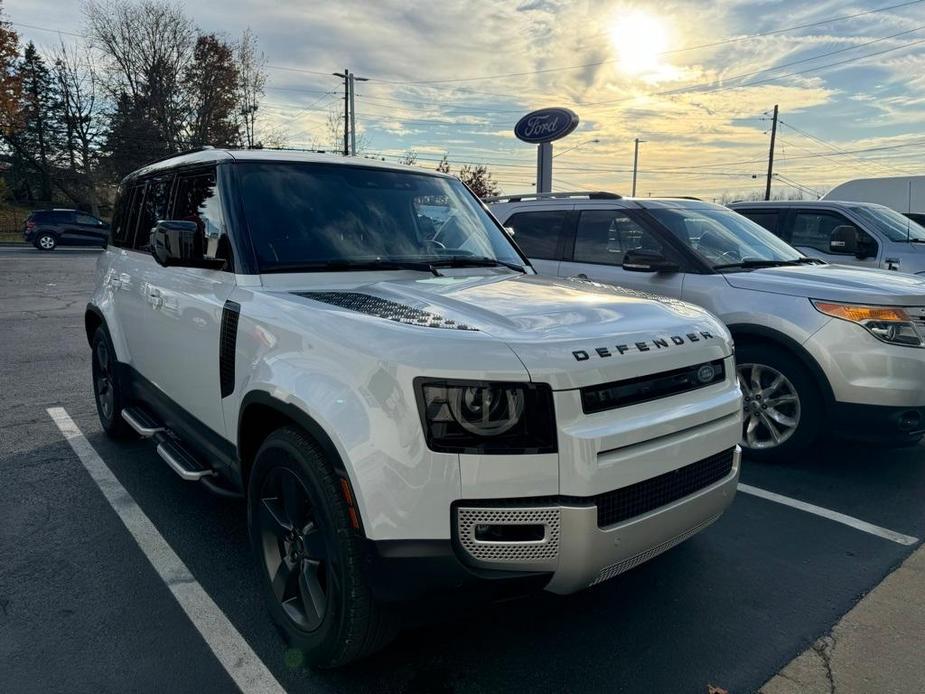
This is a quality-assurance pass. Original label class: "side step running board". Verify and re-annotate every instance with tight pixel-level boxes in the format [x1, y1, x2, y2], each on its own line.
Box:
[122, 407, 165, 437]
[156, 438, 216, 481]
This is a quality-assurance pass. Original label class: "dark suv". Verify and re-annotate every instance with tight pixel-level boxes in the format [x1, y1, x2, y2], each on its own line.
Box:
[24, 209, 109, 250]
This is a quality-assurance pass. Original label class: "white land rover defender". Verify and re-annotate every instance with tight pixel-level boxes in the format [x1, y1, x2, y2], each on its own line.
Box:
[86, 149, 741, 666]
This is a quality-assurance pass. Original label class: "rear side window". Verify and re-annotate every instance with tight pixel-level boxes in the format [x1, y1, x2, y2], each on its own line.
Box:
[172, 169, 232, 269]
[111, 187, 143, 247]
[503, 210, 566, 260]
[737, 210, 781, 237]
[134, 176, 174, 251]
[76, 213, 99, 225]
[573, 210, 663, 266]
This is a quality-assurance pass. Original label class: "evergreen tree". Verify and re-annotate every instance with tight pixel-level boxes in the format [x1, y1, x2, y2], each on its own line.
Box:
[185, 34, 240, 147]
[17, 42, 61, 202]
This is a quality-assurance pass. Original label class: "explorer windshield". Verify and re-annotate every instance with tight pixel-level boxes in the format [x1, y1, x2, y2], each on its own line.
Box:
[848, 204, 925, 242]
[648, 207, 805, 268]
[237, 162, 525, 272]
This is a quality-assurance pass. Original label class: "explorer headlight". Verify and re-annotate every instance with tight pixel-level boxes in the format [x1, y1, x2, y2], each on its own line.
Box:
[812, 300, 925, 348]
[415, 379, 557, 454]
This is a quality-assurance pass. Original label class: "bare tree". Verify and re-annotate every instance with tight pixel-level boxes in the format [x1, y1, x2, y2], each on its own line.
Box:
[85, 0, 196, 148]
[53, 41, 103, 215]
[398, 150, 417, 166]
[236, 28, 266, 149]
[435, 154, 450, 174]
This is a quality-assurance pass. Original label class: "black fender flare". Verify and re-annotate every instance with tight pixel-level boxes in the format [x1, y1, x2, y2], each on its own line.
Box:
[237, 390, 352, 485]
[84, 303, 106, 347]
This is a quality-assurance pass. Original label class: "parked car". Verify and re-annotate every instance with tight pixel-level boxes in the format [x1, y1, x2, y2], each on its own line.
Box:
[489, 192, 925, 459]
[728, 200, 925, 274]
[823, 175, 925, 225]
[86, 150, 742, 666]
[24, 209, 109, 250]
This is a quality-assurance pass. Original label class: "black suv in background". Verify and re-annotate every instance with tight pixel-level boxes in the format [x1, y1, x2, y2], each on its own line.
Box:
[24, 209, 109, 250]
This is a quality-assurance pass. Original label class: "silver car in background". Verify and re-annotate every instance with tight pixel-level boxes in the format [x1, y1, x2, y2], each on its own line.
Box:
[730, 199, 925, 275]
[489, 193, 925, 459]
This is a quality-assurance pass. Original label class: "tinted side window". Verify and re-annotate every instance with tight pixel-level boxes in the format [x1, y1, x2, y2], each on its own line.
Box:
[172, 169, 232, 268]
[791, 211, 867, 254]
[738, 210, 780, 236]
[573, 210, 663, 266]
[112, 186, 143, 247]
[76, 213, 99, 225]
[504, 210, 566, 260]
[134, 176, 174, 251]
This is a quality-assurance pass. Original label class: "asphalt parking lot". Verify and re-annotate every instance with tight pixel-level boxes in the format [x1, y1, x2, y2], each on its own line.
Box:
[1, 246, 923, 694]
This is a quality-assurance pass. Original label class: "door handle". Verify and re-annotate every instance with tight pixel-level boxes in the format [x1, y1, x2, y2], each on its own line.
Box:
[109, 277, 122, 289]
[573, 273, 589, 279]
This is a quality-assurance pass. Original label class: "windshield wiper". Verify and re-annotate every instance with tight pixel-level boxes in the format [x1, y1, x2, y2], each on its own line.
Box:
[713, 258, 804, 270]
[262, 259, 441, 275]
[428, 256, 527, 273]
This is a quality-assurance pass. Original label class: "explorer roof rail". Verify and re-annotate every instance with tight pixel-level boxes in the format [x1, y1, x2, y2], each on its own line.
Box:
[483, 191, 622, 203]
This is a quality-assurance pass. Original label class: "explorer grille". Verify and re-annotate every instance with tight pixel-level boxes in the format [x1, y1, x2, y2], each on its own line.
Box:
[591, 448, 735, 528]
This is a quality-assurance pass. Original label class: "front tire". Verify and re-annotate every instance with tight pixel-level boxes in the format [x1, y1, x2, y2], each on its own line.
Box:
[91, 326, 133, 439]
[736, 343, 822, 460]
[35, 233, 56, 251]
[247, 427, 396, 668]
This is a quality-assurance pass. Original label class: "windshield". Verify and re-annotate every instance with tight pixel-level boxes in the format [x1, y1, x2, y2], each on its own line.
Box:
[647, 207, 805, 268]
[237, 162, 524, 272]
[848, 204, 925, 242]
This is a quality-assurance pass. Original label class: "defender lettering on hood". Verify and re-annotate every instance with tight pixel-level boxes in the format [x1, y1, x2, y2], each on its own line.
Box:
[572, 331, 716, 361]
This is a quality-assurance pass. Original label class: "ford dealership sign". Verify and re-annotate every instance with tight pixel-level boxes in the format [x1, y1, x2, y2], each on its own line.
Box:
[514, 108, 580, 144]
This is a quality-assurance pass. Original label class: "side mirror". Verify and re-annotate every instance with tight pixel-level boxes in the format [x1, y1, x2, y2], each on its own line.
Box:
[829, 225, 858, 255]
[856, 235, 877, 260]
[504, 226, 515, 237]
[622, 248, 680, 273]
[151, 220, 225, 269]
[151, 220, 198, 267]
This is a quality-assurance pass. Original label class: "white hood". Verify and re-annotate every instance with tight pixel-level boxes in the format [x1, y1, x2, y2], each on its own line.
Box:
[283, 273, 733, 390]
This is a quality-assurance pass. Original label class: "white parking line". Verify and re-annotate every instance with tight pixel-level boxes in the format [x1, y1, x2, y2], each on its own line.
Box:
[737, 483, 919, 546]
[48, 407, 285, 694]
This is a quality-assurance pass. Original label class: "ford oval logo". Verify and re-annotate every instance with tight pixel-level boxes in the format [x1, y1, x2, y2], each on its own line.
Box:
[514, 108, 580, 144]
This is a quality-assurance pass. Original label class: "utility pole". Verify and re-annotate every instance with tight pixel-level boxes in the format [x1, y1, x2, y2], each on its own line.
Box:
[632, 138, 646, 197]
[765, 104, 779, 201]
[333, 69, 368, 156]
[349, 73, 368, 155]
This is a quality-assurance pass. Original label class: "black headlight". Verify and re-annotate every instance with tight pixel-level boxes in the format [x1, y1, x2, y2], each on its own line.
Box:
[415, 379, 557, 454]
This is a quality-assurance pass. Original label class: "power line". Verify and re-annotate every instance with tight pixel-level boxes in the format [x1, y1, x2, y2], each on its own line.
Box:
[778, 118, 915, 175]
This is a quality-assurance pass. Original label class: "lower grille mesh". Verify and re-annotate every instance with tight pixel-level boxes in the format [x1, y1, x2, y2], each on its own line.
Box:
[457, 507, 560, 564]
[592, 448, 735, 528]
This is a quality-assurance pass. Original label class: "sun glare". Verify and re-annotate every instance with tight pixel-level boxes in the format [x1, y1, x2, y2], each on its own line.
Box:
[609, 10, 671, 77]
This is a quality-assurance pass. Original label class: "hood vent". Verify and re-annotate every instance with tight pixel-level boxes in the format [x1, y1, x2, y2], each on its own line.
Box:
[296, 292, 479, 331]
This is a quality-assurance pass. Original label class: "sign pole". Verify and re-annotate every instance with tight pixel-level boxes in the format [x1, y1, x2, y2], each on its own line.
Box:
[537, 142, 553, 194]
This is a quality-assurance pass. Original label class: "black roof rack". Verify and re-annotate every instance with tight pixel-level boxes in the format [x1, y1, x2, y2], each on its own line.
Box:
[143, 145, 216, 167]
[483, 191, 622, 203]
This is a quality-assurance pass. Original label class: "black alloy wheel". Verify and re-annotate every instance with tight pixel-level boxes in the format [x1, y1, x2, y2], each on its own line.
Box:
[257, 466, 332, 632]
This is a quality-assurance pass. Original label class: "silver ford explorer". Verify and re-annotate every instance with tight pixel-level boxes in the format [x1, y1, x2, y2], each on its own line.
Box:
[489, 192, 925, 459]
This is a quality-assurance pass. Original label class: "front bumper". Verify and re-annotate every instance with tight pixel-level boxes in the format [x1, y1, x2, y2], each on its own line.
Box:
[806, 318, 925, 408]
[830, 402, 925, 443]
[454, 446, 741, 595]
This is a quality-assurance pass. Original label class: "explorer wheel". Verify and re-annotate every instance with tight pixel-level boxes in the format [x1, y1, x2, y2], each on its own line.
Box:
[247, 426, 396, 668]
[35, 233, 56, 251]
[91, 327, 133, 439]
[736, 343, 821, 460]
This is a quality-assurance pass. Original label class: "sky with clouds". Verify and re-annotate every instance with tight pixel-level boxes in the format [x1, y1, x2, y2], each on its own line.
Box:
[8, 0, 925, 199]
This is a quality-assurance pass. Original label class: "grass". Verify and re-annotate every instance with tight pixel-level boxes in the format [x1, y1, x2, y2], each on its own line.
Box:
[0, 231, 24, 244]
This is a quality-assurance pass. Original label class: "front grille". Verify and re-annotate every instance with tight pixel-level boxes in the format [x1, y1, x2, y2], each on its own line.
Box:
[591, 448, 735, 528]
[580, 360, 725, 414]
